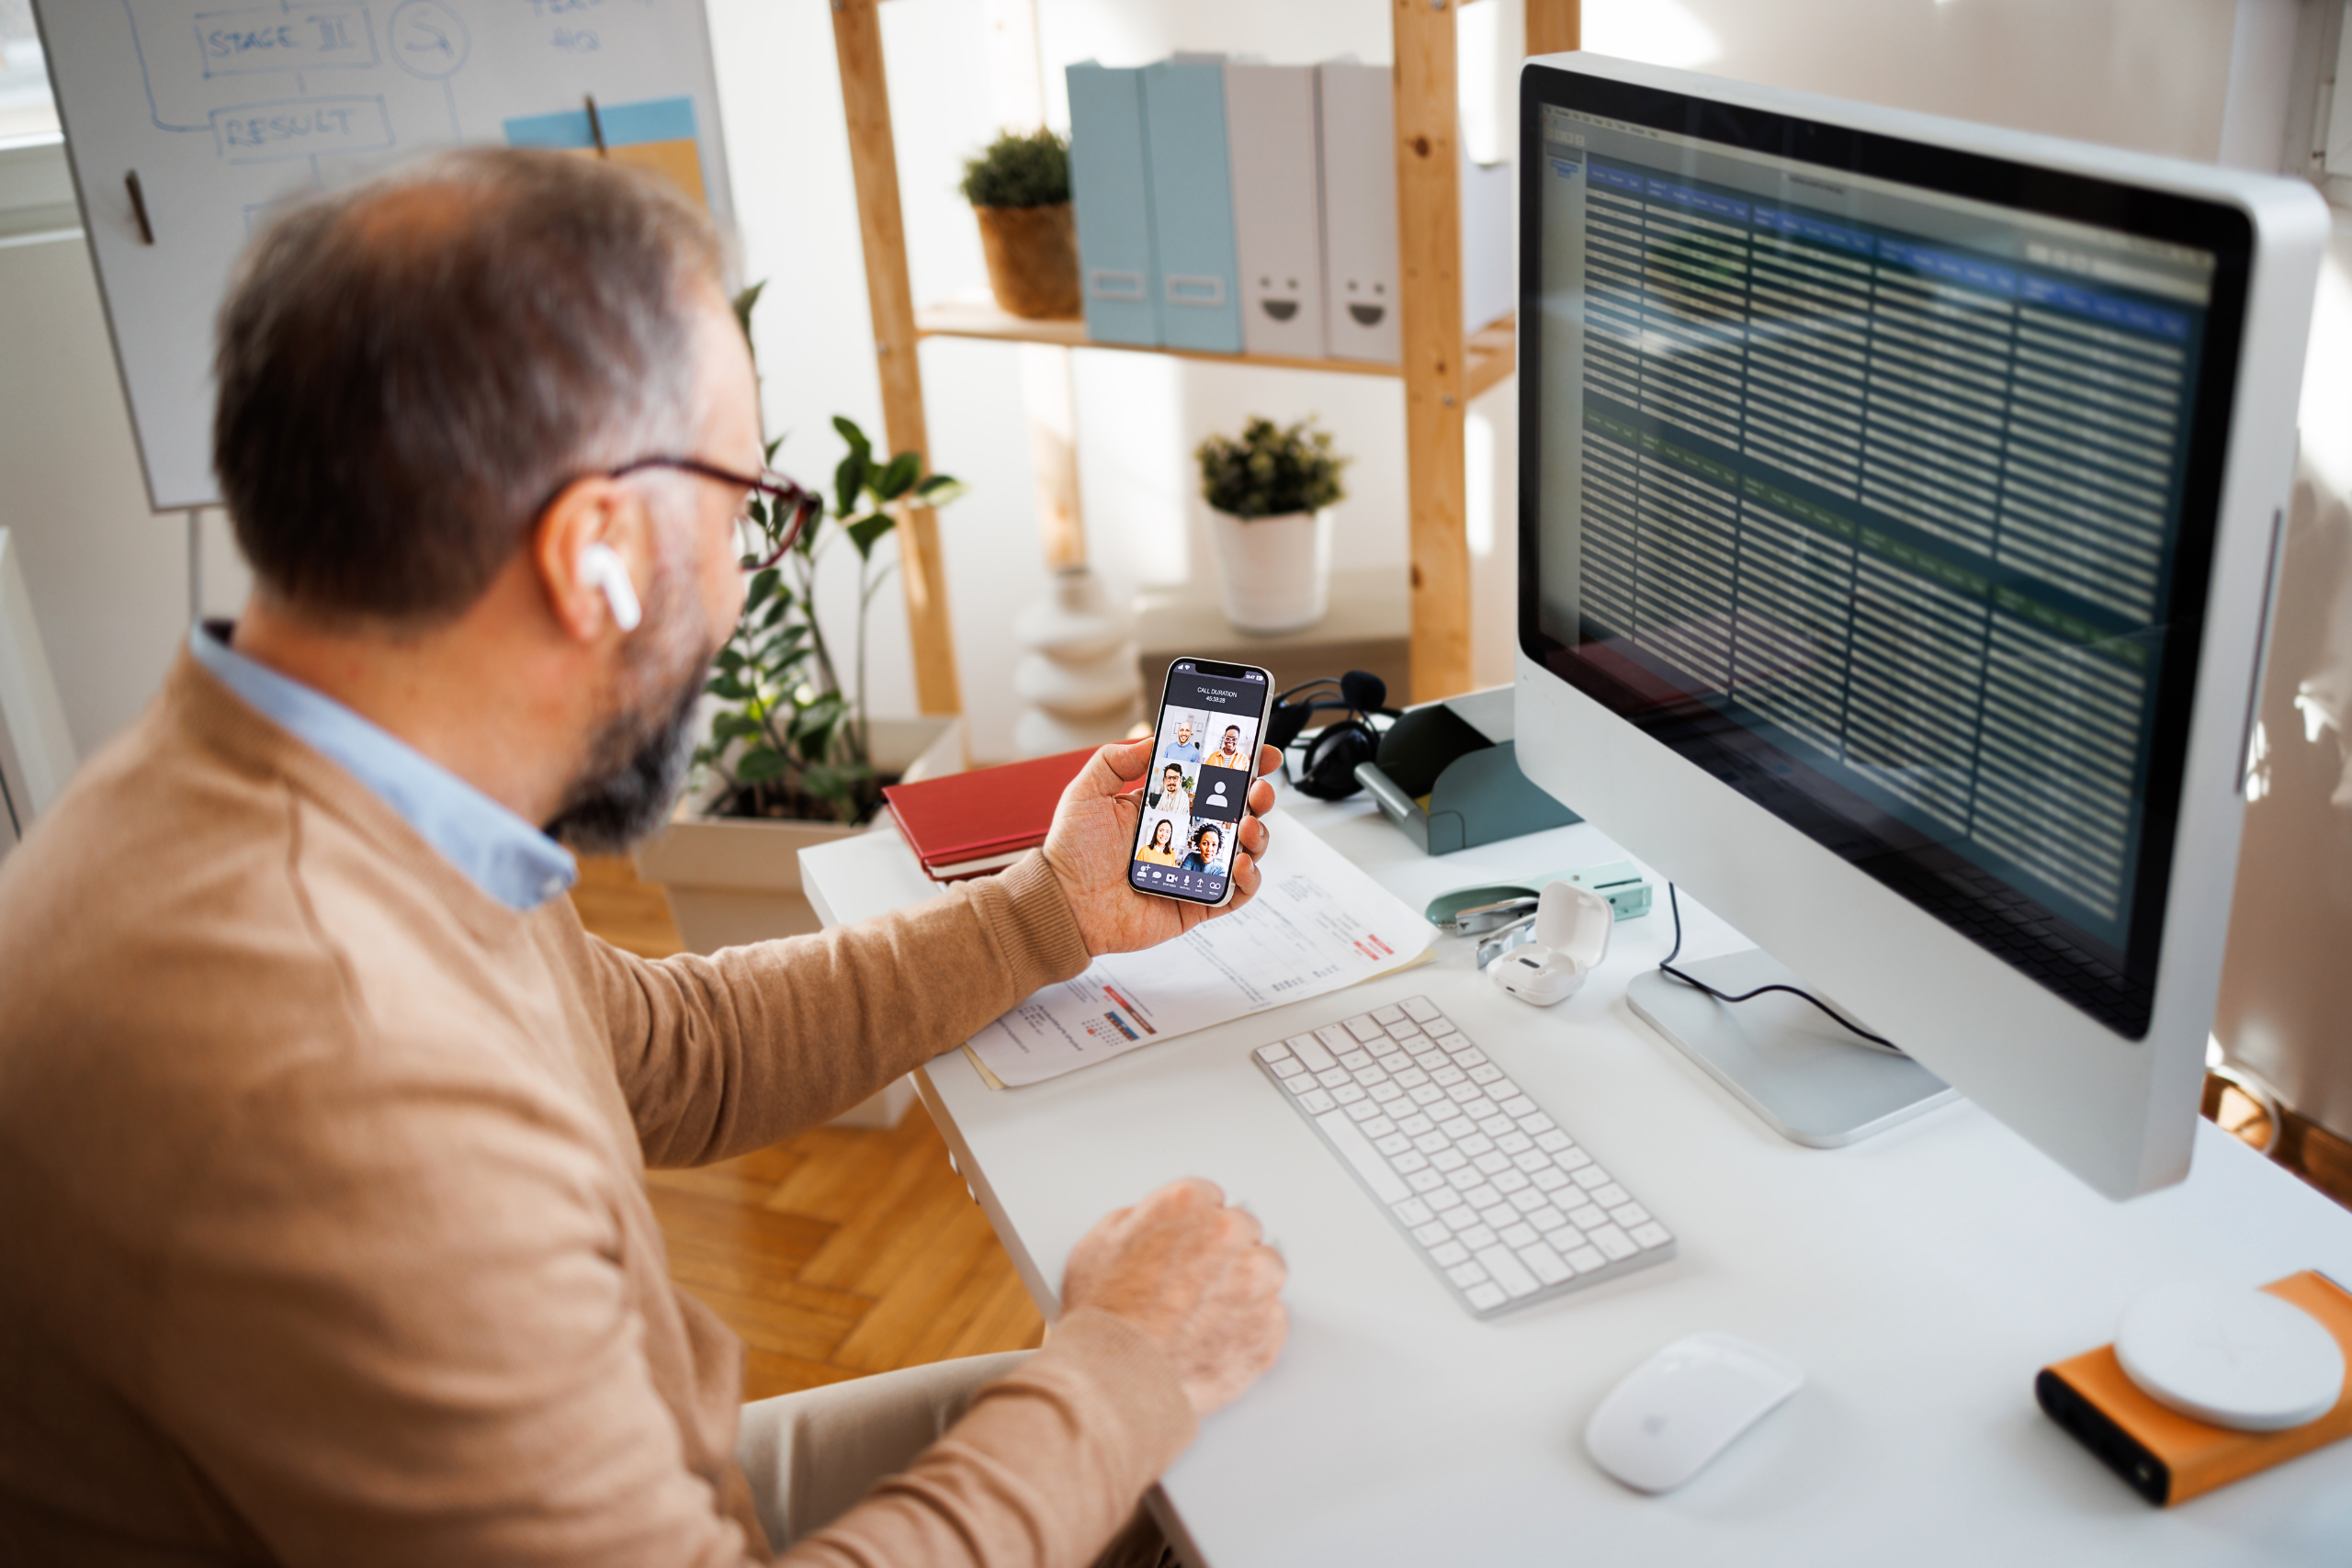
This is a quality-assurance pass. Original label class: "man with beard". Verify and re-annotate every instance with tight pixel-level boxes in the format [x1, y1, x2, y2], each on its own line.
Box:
[0, 150, 1285, 1567]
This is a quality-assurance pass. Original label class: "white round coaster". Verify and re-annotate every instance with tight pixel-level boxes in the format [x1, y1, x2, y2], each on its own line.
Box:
[2115, 1281, 2346, 1433]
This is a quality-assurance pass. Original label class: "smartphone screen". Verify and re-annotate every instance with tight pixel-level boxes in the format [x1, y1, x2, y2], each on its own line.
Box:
[1128, 660, 1272, 906]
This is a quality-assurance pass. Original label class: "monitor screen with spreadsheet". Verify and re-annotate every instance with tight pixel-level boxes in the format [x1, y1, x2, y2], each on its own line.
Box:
[1519, 71, 2258, 1042]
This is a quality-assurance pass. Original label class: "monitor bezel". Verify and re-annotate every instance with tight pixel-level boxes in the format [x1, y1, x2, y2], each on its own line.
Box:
[1515, 64, 2257, 1041]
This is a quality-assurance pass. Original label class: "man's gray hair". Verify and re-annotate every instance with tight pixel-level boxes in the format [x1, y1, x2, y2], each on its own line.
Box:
[212, 147, 724, 624]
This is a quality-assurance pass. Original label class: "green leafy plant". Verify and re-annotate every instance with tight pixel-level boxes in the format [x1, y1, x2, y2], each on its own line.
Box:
[695, 285, 967, 826]
[1195, 415, 1350, 520]
[957, 128, 1070, 209]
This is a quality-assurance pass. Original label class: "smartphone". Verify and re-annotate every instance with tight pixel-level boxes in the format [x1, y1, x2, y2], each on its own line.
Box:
[1128, 659, 1274, 908]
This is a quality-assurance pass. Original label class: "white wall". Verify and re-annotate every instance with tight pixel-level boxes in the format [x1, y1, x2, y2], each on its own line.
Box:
[0, 0, 2274, 770]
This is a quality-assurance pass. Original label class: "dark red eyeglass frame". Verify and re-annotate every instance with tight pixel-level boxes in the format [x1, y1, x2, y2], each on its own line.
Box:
[556, 456, 823, 570]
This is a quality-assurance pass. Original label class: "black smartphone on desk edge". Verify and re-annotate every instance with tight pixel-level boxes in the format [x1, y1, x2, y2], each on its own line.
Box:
[1128, 659, 1273, 908]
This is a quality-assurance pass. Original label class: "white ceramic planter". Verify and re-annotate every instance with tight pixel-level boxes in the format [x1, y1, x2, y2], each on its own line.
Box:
[632, 716, 963, 1127]
[1207, 507, 1333, 635]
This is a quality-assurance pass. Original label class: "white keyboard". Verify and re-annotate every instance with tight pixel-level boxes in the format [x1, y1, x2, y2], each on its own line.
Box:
[1253, 996, 1674, 1317]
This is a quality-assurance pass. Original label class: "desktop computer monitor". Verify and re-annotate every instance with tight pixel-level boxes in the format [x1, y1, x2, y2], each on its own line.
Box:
[1513, 54, 2325, 1199]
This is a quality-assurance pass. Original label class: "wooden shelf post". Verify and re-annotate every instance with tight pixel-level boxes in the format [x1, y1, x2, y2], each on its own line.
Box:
[1526, 0, 1582, 59]
[831, 0, 964, 717]
[1393, 0, 1472, 703]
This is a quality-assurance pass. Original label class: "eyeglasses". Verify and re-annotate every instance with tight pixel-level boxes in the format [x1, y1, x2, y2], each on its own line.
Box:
[603, 456, 825, 570]
[531, 455, 823, 573]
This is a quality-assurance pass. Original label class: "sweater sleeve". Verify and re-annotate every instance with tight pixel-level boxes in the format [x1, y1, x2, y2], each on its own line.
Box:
[581, 852, 1090, 1168]
[779, 1311, 1197, 1568]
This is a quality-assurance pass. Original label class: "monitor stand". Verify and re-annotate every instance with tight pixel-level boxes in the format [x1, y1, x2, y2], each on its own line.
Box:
[1626, 949, 1958, 1147]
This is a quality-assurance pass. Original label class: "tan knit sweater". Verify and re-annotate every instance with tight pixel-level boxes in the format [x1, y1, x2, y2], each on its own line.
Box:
[0, 654, 1196, 1566]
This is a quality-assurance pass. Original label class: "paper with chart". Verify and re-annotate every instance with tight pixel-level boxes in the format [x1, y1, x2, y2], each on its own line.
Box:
[34, 0, 733, 511]
[967, 812, 1436, 1087]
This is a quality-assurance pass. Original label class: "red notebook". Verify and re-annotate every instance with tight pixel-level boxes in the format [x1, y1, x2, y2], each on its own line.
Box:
[883, 747, 1098, 882]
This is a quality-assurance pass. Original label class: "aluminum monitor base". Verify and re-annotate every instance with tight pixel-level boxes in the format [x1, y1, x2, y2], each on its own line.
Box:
[1627, 950, 1959, 1148]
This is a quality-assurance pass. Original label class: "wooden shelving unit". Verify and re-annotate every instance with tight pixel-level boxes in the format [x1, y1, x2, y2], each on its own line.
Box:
[831, 0, 1580, 709]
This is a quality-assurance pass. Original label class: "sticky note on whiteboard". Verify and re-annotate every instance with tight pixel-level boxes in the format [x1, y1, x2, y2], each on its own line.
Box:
[504, 96, 707, 208]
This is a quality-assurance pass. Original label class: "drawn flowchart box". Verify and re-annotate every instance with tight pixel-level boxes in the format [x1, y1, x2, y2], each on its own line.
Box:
[195, 6, 379, 78]
[210, 96, 392, 162]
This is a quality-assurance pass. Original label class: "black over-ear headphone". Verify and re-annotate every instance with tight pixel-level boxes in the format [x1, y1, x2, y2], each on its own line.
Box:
[1268, 671, 1398, 800]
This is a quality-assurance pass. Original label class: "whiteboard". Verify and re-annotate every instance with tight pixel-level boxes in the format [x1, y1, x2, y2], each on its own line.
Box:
[33, 0, 735, 512]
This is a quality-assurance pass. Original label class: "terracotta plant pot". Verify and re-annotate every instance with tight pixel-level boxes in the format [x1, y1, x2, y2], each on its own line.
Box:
[974, 202, 1080, 319]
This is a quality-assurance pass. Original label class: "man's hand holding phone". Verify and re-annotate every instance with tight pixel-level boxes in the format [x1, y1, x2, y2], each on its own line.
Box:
[1041, 737, 1280, 957]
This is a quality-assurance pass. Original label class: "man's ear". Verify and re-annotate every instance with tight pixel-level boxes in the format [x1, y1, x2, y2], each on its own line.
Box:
[534, 477, 654, 643]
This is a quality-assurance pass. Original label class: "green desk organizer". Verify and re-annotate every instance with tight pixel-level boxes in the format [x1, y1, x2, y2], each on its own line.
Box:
[1351, 688, 1580, 855]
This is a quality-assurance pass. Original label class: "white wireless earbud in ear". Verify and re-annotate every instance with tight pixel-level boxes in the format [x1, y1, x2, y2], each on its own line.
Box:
[577, 542, 641, 633]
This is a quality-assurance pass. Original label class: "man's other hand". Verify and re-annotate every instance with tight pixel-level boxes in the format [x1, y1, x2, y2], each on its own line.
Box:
[1061, 1179, 1287, 1418]
[1041, 739, 1280, 957]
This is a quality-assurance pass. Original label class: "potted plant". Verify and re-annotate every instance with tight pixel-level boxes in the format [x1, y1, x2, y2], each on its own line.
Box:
[634, 285, 969, 956]
[1195, 415, 1350, 635]
[960, 128, 1080, 320]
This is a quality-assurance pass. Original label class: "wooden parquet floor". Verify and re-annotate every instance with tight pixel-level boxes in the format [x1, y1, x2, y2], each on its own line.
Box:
[571, 855, 1046, 1402]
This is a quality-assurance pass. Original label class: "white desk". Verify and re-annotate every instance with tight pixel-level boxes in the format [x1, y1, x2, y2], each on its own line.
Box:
[802, 784, 2352, 1565]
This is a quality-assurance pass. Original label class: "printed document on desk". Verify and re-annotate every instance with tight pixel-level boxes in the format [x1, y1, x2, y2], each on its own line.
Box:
[967, 811, 1434, 1087]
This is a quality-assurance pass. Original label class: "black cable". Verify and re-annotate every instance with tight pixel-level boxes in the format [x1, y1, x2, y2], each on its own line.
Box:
[1658, 884, 1904, 1055]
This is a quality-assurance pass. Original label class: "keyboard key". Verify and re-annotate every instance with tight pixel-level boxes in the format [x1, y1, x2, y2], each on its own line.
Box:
[1413, 1221, 1448, 1245]
[1532, 1168, 1569, 1191]
[1426, 1187, 1464, 1212]
[1457, 1133, 1496, 1158]
[1572, 1167, 1609, 1190]
[1460, 1184, 1501, 1213]
[1392, 1198, 1433, 1227]
[1459, 1098, 1499, 1121]
[1409, 1086, 1446, 1107]
[1589, 1183, 1628, 1209]
[1500, 1223, 1538, 1249]
[1492, 1169, 1531, 1194]
[1413, 1131, 1449, 1155]
[1447, 1168, 1484, 1192]
[1446, 1085, 1483, 1107]
[1373, 1005, 1405, 1025]
[1442, 1207, 1479, 1233]
[1523, 1244, 1573, 1285]
[1375, 1051, 1412, 1072]
[1370, 1084, 1406, 1105]
[1589, 1225, 1637, 1261]
[1497, 1132, 1533, 1155]
[1385, 1021, 1422, 1042]
[1566, 1203, 1606, 1231]
[1298, 1089, 1335, 1113]
[1477, 1207, 1517, 1235]
[1426, 1018, 1459, 1038]
[1317, 1068, 1351, 1089]
[1374, 1133, 1412, 1156]
[1362, 1116, 1397, 1138]
[1460, 1225, 1499, 1251]
[1403, 997, 1441, 1022]
[1430, 1148, 1467, 1172]
[1333, 1085, 1367, 1106]
[1465, 1281, 1507, 1311]
[1431, 1065, 1467, 1087]
[1555, 1147, 1593, 1171]
[1287, 1034, 1335, 1071]
[1446, 1262, 1489, 1289]
[1565, 1245, 1606, 1272]
[1438, 1116, 1476, 1139]
[1516, 1112, 1557, 1134]
[1535, 1130, 1572, 1152]
[1345, 1015, 1384, 1043]
[1513, 1150, 1552, 1174]
[1430, 1240, 1469, 1267]
[1509, 1189, 1547, 1213]
[1345, 1101, 1378, 1122]
[1496, 1096, 1537, 1120]
[1473, 1153, 1511, 1177]
[1476, 1246, 1541, 1298]
[1273, 1059, 1308, 1080]
[1468, 1064, 1505, 1086]
[1391, 1148, 1428, 1173]
[1452, 1047, 1489, 1067]
[1530, 1207, 1568, 1233]
[1408, 1169, 1444, 1193]
[1313, 1108, 1412, 1202]
[1394, 1068, 1430, 1089]
[1411, 1049, 1449, 1070]
[1399, 1113, 1435, 1135]
[1607, 1202, 1649, 1227]
[1258, 1043, 1293, 1064]
[1339, 1051, 1373, 1071]
[1630, 1223, 1672, 1250]
[1315, 1026, 1353, 1056]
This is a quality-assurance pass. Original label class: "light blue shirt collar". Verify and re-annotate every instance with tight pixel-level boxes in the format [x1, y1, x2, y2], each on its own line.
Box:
[191, 626, 577, 912]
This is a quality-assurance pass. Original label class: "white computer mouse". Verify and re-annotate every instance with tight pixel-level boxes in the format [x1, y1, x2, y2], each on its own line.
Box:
[1585, 1331, 1804, 1494]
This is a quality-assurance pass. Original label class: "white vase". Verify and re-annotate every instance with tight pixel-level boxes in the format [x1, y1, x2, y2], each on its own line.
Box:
[1207, 507, 1333, 635]
[1011, 565, 1141, 757]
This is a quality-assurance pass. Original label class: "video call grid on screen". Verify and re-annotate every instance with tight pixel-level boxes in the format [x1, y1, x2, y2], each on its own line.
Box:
[1521, 81, 2254, 1035]
[1132, 664, 1266, 899]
